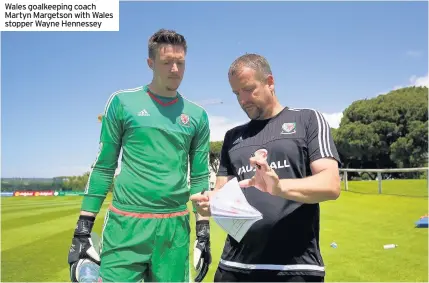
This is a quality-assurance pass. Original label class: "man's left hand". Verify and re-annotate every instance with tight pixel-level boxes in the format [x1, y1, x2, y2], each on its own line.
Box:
[238, 149, 282, 196]
[190, 191, 211, 217]
[193, 220, 211, 282]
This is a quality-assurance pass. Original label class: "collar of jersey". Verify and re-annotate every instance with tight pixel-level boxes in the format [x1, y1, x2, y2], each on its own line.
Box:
[145, 85, 180, 106]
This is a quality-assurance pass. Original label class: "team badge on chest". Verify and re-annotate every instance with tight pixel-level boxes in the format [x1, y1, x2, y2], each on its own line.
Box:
[179, 113, 190, 126]
[281, 122, 296, 134]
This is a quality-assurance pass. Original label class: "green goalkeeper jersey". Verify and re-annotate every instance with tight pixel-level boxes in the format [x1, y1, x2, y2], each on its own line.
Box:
[81, 85, 210, 214]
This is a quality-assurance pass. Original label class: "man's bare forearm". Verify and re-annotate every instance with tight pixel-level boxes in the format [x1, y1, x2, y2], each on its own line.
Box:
[214, 176, 233, 192]
[279, 169, 340, 204]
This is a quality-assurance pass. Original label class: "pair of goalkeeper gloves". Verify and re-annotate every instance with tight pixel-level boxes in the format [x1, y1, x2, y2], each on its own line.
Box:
[67, 215, 212, 283]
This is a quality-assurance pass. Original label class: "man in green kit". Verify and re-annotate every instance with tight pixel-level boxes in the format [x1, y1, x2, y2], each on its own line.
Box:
[67, 29, 212, 283]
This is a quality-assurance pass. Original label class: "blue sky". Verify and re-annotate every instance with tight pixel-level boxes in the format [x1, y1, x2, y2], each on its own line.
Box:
[2, 1, 428, 178]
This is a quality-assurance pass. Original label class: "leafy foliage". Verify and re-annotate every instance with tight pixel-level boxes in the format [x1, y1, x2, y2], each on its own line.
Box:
[209, 141, 223, 173]
[1, 176, 74, 191]
[62, 172, 90, 191]
[333, 86, 428, 171]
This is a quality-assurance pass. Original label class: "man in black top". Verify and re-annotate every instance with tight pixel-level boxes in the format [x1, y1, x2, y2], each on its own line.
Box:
[192, 53, 341, 282]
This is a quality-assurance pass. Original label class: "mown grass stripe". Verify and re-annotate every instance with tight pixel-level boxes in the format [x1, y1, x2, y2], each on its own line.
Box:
[1, 206, 109, 252]
[1, 204, 80, 219]
[1, 201, 83, 215]
[2, 200, 82, 210]
[1, 196, 84, 206]
[1, 209, 109, 282]
[2, 207, 84, 231]
[1, 201, 80, 208]
[1, 222, 106, 282]
[52, 267, 70, 283]
[1, 204, 82, 222]
[319, 192, 428, 282]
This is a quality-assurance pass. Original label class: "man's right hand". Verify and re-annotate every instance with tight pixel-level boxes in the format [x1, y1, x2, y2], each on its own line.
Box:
[68, 215, 101, 279]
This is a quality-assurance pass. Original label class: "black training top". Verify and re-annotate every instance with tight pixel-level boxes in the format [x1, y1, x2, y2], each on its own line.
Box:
[217, 107, 341, 277]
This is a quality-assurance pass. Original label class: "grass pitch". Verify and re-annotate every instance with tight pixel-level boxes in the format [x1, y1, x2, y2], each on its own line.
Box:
[1, 180, 428, 282]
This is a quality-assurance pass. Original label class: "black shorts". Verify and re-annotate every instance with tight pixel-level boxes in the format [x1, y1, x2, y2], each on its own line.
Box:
[214, 266, 325, 282]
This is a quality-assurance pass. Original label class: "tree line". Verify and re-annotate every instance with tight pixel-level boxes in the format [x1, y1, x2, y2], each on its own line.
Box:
[210, 86, 428, 179]
[1, 173, 91, 192]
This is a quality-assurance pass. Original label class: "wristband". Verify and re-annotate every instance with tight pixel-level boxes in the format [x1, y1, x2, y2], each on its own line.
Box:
[74, 215, 95, 237]
[78, 215, 96, 222]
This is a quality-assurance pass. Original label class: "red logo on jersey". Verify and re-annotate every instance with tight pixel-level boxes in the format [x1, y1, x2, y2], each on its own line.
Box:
[180, 114, 189, 125]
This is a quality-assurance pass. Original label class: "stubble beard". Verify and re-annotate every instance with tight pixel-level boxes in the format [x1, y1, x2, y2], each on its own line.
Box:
[166, 80, 181, 92]
[245, 106, 264, 120]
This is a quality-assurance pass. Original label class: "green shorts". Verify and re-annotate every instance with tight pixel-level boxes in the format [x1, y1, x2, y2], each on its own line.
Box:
[98, 205, 191, 282]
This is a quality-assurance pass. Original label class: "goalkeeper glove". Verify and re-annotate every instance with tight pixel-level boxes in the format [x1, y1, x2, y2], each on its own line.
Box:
[193, 220, 211, 282]
[68, 215, 101, 283]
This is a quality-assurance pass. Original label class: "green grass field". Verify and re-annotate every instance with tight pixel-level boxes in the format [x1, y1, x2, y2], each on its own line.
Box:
[1, 180, 428, 282]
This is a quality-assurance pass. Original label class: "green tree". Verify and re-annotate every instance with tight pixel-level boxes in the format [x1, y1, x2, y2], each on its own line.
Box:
[210, 141, 223, 173]
[334, 86, 428, 171]
[63, 171, 90, 191]
[390, 120, 428, 168]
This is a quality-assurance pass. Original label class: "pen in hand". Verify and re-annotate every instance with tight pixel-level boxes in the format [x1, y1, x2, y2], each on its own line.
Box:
[251, 148, 268, 170]
[251, 153, 261, 169]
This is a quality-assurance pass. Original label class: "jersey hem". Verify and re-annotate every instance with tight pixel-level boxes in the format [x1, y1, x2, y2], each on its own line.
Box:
[111, 201, 189, 214]
[218, 260, 325, 277]
[109, 204, 189, 218]
[216, 171, 232, 177]
[218, 264, 325, 277]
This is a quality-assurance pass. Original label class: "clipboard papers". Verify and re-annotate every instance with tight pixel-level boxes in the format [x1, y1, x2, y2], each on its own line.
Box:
[210, 178, 263, 242]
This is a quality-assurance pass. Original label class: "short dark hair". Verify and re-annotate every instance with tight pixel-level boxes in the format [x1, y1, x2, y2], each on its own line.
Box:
[148, 29, 187, 59]
[228, 53, 272, 81]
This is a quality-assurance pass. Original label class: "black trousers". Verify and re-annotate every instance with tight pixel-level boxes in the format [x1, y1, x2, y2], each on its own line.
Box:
[214, 267, 325, 282]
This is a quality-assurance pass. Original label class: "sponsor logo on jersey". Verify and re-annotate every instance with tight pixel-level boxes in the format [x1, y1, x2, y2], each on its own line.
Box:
[137, 109, 150, 116]
[237, 159, 291, 175]
[281, 122, 296, 134]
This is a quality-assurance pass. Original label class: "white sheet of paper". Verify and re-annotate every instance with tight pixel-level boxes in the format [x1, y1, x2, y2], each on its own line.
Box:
[210, 177, 263, 242]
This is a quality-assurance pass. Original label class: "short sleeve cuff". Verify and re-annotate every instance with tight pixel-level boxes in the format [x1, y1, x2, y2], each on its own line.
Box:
[310, 154, 342, 167]
[216, 170, 231, 177]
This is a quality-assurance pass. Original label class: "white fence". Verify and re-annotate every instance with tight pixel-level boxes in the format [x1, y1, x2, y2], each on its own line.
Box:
[340, 167, 428, 194]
